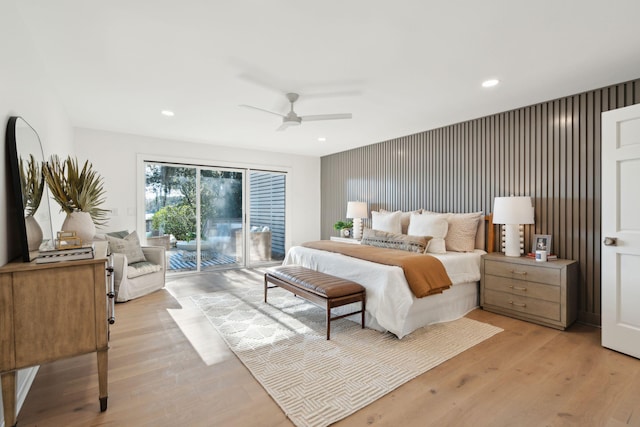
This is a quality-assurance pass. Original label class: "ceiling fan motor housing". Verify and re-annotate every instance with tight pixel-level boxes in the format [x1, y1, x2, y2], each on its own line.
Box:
[283, 112, 301, 125]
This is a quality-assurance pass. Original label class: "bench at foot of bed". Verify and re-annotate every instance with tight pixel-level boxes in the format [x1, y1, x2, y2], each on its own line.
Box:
[264, 265, 366, 340]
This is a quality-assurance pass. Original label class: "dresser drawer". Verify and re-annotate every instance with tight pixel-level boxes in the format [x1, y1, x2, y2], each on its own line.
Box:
[484, 274, 560, 303]
[483, 289, 561, 321]
[484, 260, 560, 285]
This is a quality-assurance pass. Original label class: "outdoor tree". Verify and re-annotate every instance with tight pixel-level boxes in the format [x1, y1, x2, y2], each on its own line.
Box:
[146, 164, 243, 240]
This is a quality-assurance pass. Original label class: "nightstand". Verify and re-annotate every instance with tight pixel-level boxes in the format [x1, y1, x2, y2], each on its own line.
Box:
[480, 253, 578, 330]
[329, 236, 361, 244]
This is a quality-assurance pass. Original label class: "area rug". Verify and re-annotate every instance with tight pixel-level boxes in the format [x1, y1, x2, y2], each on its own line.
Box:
[191, 286, 502, 427]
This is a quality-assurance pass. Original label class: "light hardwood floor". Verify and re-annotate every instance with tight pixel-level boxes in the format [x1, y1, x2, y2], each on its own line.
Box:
[14, 269, 640, 427]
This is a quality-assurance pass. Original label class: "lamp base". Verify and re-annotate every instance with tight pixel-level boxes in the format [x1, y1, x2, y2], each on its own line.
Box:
[353, 218, 363, 240]
[503, 224, 522, 257]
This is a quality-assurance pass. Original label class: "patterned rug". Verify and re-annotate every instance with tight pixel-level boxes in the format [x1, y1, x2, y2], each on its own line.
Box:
[191, 286, 502, 427]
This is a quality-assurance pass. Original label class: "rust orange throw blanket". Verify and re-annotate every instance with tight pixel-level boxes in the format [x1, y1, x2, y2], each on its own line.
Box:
[301, 241, 452, 298]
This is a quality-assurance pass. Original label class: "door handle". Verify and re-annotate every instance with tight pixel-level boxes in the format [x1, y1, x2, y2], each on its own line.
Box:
[604, 237, 617, 246]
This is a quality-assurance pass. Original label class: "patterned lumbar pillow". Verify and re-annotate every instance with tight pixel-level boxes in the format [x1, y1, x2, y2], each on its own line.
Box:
[361, 228, 432, 253]
[106, 230, 147, 264]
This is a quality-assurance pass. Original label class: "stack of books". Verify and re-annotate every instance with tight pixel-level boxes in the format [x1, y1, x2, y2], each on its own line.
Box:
[36, 243, 95, 264]
[526, 252, 558, 260]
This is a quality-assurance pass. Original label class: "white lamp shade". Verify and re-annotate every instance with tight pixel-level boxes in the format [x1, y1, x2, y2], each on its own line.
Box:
[492, 196, 534, 225]
[346, 201, 368, 219]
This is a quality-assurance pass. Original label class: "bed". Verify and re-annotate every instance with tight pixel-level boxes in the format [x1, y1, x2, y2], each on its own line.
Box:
[283, 212, 494, 338]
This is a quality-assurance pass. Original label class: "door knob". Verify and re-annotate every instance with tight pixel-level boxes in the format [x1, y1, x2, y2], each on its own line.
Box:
[604, 237, 617, 246]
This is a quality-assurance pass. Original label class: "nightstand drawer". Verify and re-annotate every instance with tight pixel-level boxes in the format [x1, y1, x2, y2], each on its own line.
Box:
[484, 260, 560, 285]
[483, 289, 561, 321]
[484, 274, 560, 303]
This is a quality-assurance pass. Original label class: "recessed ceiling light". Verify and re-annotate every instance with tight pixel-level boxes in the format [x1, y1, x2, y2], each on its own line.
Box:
[161, 110, 175, 117]
[318, 137, 326, 142]
[482, 79, 500, 88]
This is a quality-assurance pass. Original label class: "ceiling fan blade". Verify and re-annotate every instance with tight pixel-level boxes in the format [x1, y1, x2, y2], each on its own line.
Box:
[300, 113, 352, 122]
[239, 104, 284, 118]
[276, 122, 291, 132]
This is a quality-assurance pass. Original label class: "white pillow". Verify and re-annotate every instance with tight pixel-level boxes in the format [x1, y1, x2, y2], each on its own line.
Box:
[380, 208, 422, 234]
[407, 213, 449, 254]
[371, 210, 402, 234]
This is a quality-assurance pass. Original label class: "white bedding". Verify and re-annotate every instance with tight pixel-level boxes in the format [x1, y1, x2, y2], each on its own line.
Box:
[283, 246, 486, 338]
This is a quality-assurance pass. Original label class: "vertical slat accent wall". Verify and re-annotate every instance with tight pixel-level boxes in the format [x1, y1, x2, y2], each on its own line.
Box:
[321, 78, 640, 325]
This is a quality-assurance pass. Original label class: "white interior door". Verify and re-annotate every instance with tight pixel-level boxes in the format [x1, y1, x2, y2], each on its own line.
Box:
[601, 103, 640, 359]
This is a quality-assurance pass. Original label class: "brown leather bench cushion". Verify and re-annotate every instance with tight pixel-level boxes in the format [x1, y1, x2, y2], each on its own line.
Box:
[267, 265, 364, 298]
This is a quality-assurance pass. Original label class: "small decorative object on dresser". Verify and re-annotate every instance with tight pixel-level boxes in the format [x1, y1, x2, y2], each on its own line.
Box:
[532, 234, 552, 254]
[43, 155, 109, 242]
[333, 220, 353, 238]
[480, 252, 578, 330]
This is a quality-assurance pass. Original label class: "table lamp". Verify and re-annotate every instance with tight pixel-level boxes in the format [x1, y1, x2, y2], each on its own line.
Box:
[346, 201, 368, 240]
[492, 196, 534, 257]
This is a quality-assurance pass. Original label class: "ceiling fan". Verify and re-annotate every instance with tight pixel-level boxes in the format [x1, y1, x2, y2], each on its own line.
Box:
[240, 93, 352, 131]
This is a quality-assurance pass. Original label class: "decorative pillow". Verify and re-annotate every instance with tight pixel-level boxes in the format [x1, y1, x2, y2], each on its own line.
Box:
[361, 228, 432, 253]
[445, 212, 483, 252]
[371, 210, 402, 234]
[106, 230, 147, 264]
[407, 213, 449, 254]
[380, 209, 422, 234]
[127, 261, 162, 279]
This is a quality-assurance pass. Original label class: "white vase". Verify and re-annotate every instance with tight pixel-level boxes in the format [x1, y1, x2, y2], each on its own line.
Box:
[25, 215, 43, 252]
[62, 211, 96, 243]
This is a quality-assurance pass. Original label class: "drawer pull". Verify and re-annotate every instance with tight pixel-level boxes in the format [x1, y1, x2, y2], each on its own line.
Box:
[509, 285, 527, 291]
[510, 270, 528, 276]
[509, 300, 527, 307]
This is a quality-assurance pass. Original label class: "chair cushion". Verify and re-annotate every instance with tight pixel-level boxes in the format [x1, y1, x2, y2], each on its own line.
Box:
[127, 261, 162, 279]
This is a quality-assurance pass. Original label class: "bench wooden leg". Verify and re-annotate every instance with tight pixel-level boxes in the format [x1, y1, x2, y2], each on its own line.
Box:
[361, 292, 366, 329]
[326, 300, 331, 340]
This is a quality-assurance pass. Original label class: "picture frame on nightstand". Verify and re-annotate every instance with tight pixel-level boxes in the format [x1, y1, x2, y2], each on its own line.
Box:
[532, 234, 552, 254]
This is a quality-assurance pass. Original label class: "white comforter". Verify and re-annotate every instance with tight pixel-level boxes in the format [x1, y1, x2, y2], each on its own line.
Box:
[283, 246, 485, 338]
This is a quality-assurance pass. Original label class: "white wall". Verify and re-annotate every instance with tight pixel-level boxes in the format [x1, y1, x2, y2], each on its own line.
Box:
[74, 128, 321, 248]
[0, 2, 74, 264]
[0, 1, 75, 424]
[1, 4, 317, 423]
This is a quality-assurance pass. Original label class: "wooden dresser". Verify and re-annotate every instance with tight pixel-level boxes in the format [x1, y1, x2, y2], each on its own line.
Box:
[0, 258, 113, 427]
[480, 253, 578, 330]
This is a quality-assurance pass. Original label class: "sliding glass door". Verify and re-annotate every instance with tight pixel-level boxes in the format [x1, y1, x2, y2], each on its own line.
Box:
[246, 171, 286, 265]
[199, 169, 243, 272]
[144, 161, 284, 272]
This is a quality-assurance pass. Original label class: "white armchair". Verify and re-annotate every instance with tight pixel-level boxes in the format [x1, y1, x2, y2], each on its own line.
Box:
[111, 245, 166, 302]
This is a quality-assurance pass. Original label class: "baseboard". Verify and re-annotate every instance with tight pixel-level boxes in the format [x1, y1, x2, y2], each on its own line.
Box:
[578, 311, 601, 327]
[0, 366, 39, 427]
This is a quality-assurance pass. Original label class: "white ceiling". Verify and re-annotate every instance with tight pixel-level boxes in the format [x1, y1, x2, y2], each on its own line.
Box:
[16, 0, 640, 157]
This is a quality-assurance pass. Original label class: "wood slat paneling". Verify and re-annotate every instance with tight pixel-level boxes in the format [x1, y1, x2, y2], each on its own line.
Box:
[321, 78, 640, 325]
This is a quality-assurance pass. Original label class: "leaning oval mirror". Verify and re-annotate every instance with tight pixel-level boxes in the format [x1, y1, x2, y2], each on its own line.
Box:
[6, 116, 54, 262]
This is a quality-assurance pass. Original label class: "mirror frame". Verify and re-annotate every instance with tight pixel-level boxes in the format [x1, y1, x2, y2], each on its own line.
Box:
[6, 116, 54, 262]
